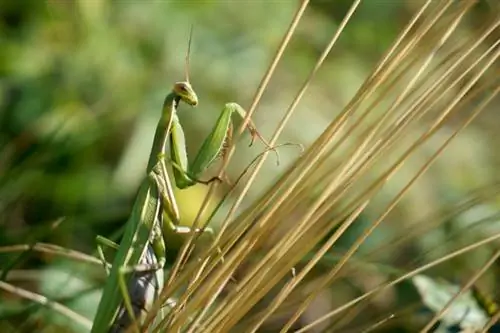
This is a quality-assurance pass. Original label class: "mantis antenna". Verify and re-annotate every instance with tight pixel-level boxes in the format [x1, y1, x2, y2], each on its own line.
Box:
[185, 25, 194, 83]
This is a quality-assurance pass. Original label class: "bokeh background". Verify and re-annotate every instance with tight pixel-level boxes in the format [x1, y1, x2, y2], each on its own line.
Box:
[0, 1, 499, 332]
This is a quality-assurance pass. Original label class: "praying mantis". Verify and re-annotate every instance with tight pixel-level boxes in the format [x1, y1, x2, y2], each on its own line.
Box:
[90, 42, 280, 333]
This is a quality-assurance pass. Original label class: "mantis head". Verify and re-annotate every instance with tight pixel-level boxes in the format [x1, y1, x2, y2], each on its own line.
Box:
[173, 81, 198, 107]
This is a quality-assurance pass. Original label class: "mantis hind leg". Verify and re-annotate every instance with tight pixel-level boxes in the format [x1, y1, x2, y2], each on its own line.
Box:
[95, 235, 120, 276]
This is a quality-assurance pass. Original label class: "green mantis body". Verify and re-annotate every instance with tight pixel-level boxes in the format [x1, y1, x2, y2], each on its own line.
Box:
[91, 81, 269, 333]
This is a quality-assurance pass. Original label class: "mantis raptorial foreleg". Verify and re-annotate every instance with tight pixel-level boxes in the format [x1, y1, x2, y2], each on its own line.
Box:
[153, 153, 221, 226]
[169, 101, 277, 190]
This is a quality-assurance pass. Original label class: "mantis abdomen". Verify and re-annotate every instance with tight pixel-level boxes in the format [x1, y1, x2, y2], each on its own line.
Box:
[109, 246, 164, 333]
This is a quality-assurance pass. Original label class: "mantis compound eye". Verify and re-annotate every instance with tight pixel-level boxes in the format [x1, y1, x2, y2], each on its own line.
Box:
[174, 82, 198, 106]
[174, 82, 190, 94]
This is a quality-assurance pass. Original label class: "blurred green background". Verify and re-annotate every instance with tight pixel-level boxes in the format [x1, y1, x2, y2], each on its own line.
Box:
[0, 1, 499, 332]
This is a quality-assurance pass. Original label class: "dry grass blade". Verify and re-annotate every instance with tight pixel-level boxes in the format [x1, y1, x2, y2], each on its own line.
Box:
[310, 182, 500, 332]
[284, 44, 500, 332]
[359, 181, 500, 265]
[143, 1, 311, 331]
[481, 311, 500, 333]
[163, 0, 310, 288]
[420, 250, 500, 332]
[295, 232, 500, 333]
[139, 1, 499, 332]
[218, 0, 362, 234]
[0, 243, 105, 267]
[156, 1, 363, 331]
[293, 79, 500, 332]
[0, 280, 93, 330]
[359, 313, 396, 333]
[175, 3, 363, 332]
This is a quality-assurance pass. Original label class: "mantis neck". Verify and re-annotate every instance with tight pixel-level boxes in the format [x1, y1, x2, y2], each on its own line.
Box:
[146, 92, 179, 172]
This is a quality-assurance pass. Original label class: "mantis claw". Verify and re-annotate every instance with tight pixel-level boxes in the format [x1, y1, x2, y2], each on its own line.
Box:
[245, 122, 282, 165]
[247, 126, 257, 147]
